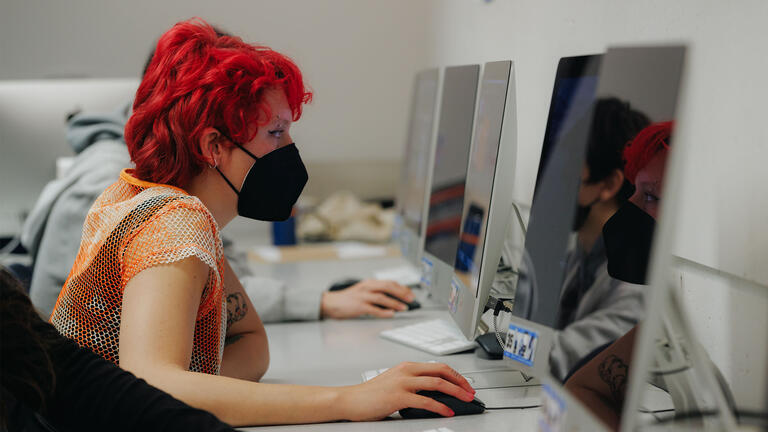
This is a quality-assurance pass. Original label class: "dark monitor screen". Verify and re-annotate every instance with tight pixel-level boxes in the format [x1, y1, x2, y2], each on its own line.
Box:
[398, 69, 439, 235]
[512, 55, 602, 325]
[533, 56, 601, 199]
[423, 64, 480, 265]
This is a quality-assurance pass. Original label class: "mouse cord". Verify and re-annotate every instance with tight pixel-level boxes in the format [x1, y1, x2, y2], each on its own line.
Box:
[485, 403, 542, 410]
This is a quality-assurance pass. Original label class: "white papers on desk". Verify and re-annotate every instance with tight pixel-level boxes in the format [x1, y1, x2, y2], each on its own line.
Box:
[252, 246, 282, 263]
[334, 242, 388, 259]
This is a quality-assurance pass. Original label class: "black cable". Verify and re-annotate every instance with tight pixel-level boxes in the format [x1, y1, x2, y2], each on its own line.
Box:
[485, 404, 542, 410]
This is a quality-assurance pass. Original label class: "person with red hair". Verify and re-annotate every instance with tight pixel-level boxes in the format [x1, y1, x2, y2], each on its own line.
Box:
[623, 121, 673, 219]
[49, 18, 474, 426]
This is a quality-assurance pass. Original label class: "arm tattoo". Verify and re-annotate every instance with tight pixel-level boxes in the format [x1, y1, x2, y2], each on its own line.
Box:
[226, 292, 248, 328]
[598, 354, 629, 404]
[225, 334, 245, 346]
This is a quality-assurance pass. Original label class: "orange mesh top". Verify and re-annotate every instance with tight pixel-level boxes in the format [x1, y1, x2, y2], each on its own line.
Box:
[51, 169, 226, 375]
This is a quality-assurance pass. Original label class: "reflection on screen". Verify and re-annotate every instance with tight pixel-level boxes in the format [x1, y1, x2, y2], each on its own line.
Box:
[554, 46, 686, 429]
[535, 77, 598, 198]
[453, 61, 511, 298]
[399, 69, 439, 235]
[512, 56, 603, 325]
[424, 65, 479, 265]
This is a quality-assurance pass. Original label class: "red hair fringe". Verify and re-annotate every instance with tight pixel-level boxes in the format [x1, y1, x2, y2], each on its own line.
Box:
[623, 121, 673, 184]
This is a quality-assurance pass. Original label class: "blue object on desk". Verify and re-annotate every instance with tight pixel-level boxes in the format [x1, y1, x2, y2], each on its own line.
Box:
[271, 217, 296, 245]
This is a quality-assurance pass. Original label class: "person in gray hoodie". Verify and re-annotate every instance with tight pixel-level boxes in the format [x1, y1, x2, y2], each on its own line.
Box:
[21, 101, 413, 321]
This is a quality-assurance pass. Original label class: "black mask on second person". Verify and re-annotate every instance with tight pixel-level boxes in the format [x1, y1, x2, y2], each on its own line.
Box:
[602, 201, 656, 284]
[215, 135, 308, 222]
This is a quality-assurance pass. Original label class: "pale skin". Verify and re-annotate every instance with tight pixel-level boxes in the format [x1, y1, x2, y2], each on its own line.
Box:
[119, 88, 474, 426]
[564, 326, 637, 431]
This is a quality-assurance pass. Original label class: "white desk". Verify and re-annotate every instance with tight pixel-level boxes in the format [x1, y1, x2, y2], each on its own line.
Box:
[239, 255, 541, 431]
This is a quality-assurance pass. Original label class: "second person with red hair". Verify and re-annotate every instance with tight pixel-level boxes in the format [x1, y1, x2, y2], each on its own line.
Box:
[49, 18, 474, 426]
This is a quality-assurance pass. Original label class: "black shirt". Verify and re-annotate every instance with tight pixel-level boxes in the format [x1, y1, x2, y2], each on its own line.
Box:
[2, 319, 236, 432]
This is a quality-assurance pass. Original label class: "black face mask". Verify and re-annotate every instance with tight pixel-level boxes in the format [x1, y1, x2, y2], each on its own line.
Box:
[602, 201, 656, 284]
[215, 137, 308, 222]
[572, 197, 600, 231]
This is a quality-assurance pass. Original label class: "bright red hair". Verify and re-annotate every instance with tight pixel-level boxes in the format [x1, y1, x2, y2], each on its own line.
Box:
[125, 18, 312, 187]
[623, 121, 673, 185]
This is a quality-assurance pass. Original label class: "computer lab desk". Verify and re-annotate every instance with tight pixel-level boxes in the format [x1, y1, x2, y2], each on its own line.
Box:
[240, 254, 541, 431]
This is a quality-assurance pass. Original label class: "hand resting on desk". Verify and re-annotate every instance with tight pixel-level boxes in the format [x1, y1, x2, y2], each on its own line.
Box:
[321, 279, 415, 319]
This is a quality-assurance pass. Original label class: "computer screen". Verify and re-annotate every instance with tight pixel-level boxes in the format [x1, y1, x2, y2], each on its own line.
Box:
[505, 46, 686, 406]
[533, 56, 601, 198]
[397, 69, 439, 240]
[453, 61, 512, 293]
[423, 64, 479, 267]
[449, 60, 516, 339]
[0, 79, 138, 236]
[511, 55, 602, 325]
[554, 46, 687, 431]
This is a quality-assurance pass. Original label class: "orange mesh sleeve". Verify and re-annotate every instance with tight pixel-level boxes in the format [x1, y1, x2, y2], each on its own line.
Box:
[121, 198, 223, 296]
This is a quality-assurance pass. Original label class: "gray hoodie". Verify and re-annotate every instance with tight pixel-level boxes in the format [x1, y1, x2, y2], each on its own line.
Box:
[21, 103, 320, 321]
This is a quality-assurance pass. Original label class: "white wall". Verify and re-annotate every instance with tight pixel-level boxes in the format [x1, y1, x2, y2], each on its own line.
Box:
[0, 0, 439, 200]
[426, 0, 768, 411]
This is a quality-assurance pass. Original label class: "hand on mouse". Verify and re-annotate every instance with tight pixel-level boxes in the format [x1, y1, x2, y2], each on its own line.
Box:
[320, 280, 414, 319]
[338, 362, 476, 421]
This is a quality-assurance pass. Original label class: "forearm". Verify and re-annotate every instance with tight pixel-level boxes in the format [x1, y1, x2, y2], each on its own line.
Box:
[134, 365, 345, 426]
[220, 331, 269, 381]
[564, 385, 620, 431]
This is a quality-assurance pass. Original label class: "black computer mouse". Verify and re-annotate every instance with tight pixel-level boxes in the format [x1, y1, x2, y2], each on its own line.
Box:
[399, 390, 485, 418]
[327, 278, 421, 310]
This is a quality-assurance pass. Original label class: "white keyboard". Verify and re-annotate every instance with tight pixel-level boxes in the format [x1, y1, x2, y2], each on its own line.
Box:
[374, 264, 422, 286]
[379, 319, 477, 355]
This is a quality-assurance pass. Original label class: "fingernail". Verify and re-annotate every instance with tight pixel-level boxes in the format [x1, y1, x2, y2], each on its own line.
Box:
[447, 410, 455, 417]
[399, 304, 408, 311]
[407, 294, 415, 301]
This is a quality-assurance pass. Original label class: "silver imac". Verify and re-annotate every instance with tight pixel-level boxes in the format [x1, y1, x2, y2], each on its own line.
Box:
[394, 68, 440, 266]
[505, 46, 688, 431]
[448, 60, 517, 340]
[420, 64, 480, 301]
[502, 54, 603, 379]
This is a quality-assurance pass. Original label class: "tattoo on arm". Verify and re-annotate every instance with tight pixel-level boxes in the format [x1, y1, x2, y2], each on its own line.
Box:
[225, 334, 245, 346]
[598, 354, 629, 404]
[226, 292, 248, 328]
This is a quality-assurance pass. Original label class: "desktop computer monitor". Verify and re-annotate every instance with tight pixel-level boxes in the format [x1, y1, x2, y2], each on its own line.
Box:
[503, 54, 601, 334]
[447, 60, 517, 340]
[420, 64, 480, 301]
[504, 46, 686, 430]
[0, 79, 139, 237]
[394, 69, 440, 266]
